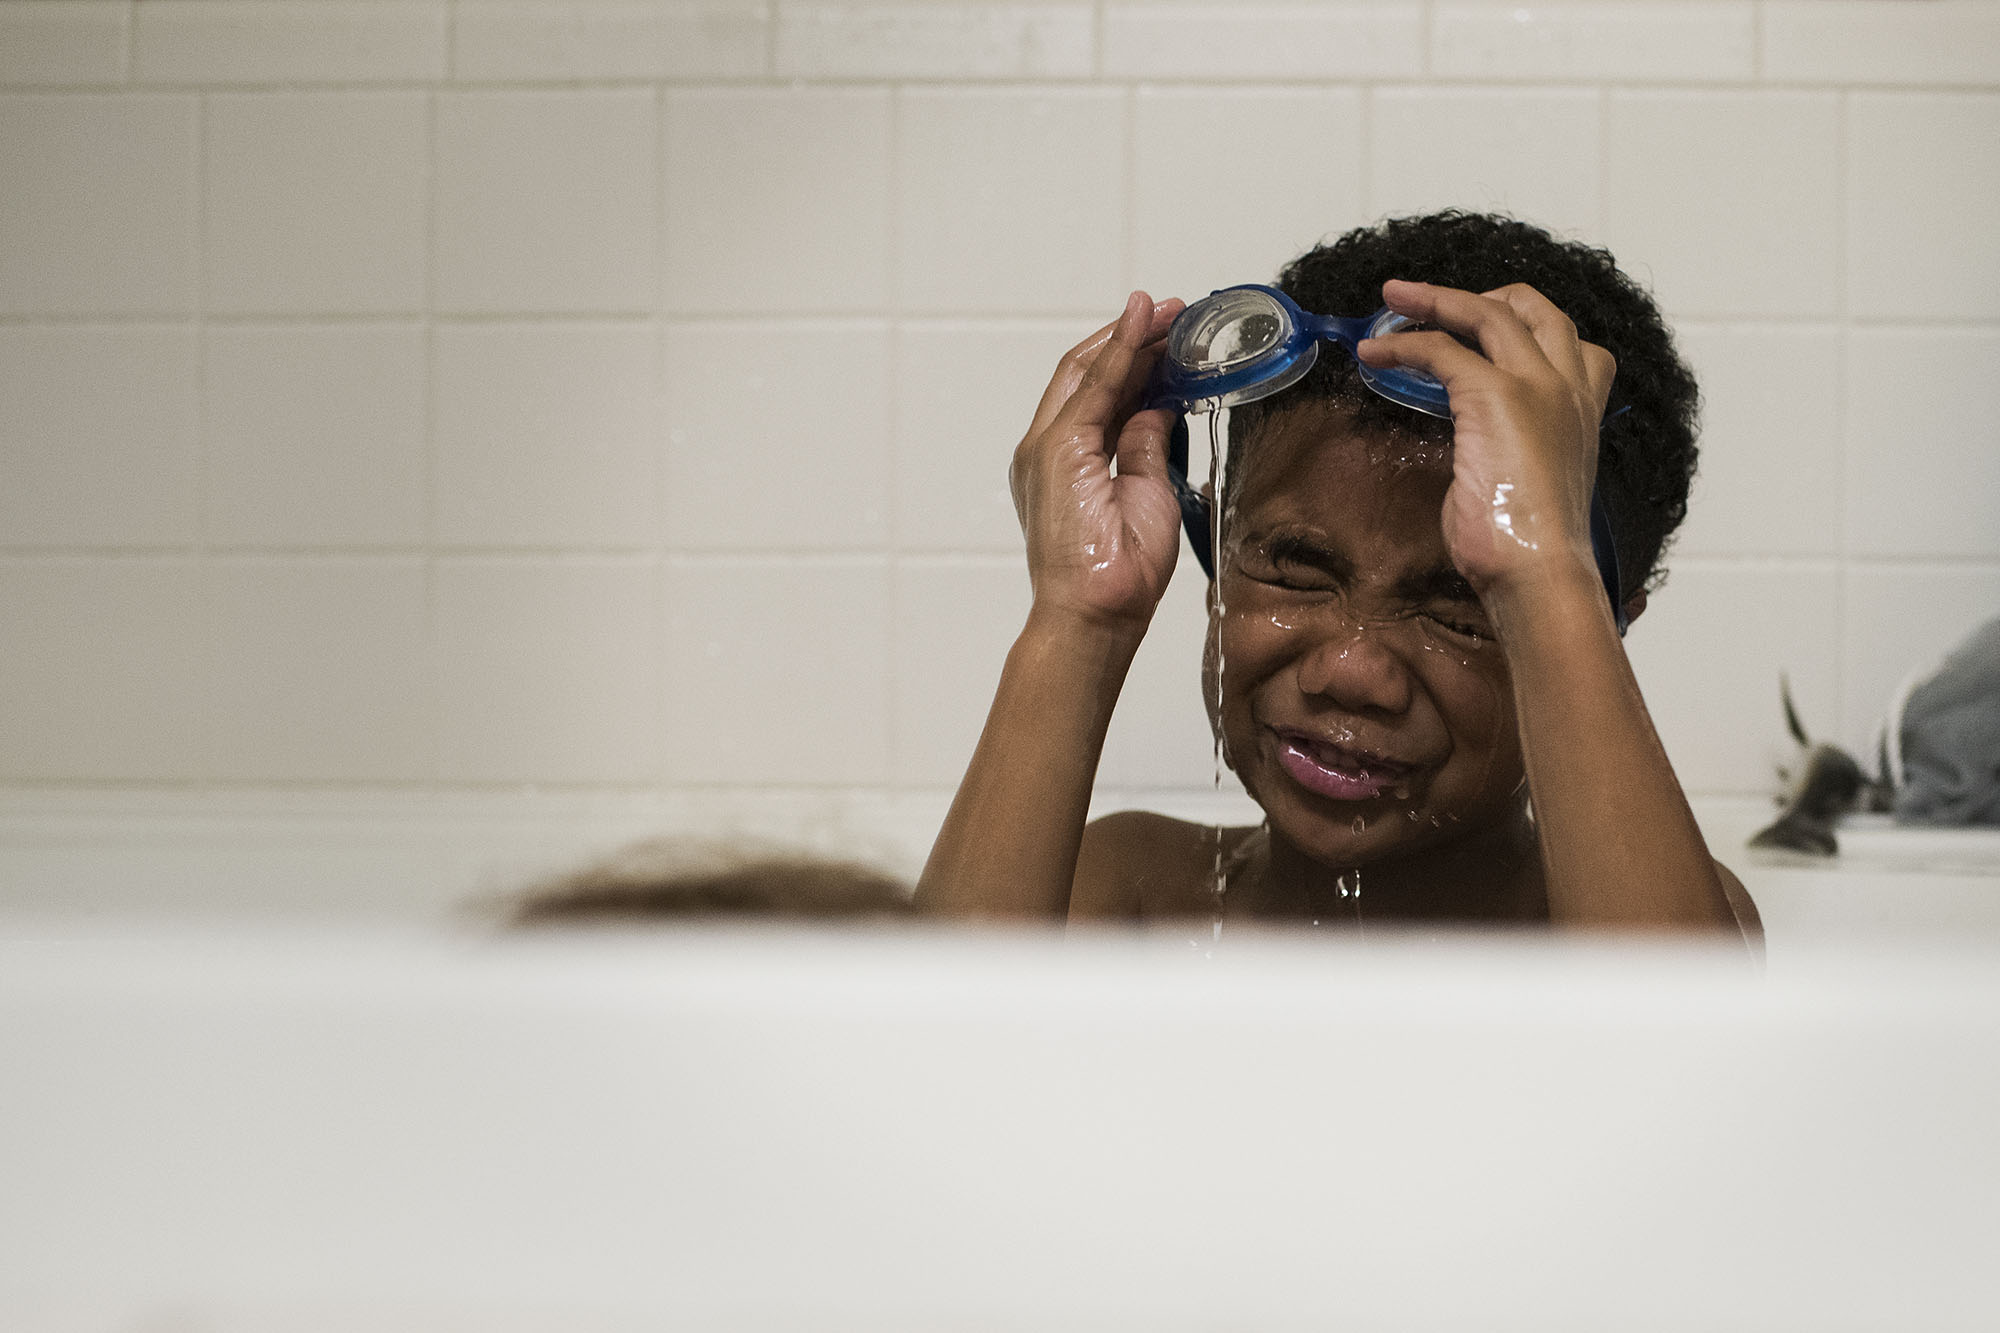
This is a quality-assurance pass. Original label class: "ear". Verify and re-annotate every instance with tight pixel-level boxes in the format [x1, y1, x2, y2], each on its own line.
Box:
[1621, 588, 1649, 627]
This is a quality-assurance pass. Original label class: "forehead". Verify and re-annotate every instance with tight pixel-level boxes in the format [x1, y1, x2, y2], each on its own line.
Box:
[1228, 403, 1453, 542]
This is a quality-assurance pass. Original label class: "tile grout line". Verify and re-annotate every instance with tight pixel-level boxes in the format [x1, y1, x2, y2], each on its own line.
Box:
[192, 86, 213, 797]
[656, 74, 677, 795]
[1120, 80, 1136, 295]
[1751, 0, 1766, 84]
[13, 310, 2000, 330]
[119, 0, 135, 84]
[884, 72, 911, 781]
[655, 78, 672, 797]
[423, 81, 443, 792]
[1595, 82, 1610, 242]
[1832, 85, 1851, 744]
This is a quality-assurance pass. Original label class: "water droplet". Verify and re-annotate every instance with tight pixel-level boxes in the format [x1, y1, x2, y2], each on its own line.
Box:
[1350, 815, 1367, 834]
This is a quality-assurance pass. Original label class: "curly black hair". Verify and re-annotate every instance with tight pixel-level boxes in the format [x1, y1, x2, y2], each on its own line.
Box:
[1229, 211, 1700, 598]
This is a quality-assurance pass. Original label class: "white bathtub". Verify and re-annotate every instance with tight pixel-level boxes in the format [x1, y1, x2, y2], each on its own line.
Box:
[4, 922, 1999, 1332]
[4, 790, 1999, 1329]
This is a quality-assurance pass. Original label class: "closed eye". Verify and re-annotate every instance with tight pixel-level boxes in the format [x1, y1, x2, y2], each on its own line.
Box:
[1423, 608, 1489, 641]
[1253, 534, 1346, 591]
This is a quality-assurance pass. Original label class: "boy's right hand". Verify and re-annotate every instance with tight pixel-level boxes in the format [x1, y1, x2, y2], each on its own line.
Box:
[1010, 290, 1187, 635]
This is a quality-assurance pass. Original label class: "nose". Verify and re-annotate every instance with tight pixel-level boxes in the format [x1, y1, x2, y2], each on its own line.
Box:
[1293, 618, 1413, 715]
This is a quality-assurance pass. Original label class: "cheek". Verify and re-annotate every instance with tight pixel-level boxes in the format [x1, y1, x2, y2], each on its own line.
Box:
[1422, 652, 1520, 778]
[1203, 603, 1283, 741]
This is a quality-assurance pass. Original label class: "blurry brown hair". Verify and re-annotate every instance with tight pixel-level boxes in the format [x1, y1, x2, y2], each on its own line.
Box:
[510, 837, 915, 925]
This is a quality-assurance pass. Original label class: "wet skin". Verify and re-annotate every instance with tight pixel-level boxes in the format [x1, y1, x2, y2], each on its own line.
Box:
[1199, 404, 1546, 920]
[919, 285, 1751, 938]
[1065, 401, 1547, 926]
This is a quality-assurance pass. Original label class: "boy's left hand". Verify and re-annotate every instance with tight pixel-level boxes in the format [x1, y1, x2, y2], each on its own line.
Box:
[1356, 278, 1617, 611]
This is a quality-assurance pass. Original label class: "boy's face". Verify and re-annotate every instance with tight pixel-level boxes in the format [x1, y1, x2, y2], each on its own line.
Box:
[1204, 402, 1525, 868]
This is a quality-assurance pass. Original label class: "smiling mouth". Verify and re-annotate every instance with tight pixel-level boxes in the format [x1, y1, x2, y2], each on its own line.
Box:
[1270, 728, 1415, 802]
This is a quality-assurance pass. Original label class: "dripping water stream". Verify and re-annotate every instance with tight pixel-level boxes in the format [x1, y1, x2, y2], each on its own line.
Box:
[1206, 408, 1230, 947]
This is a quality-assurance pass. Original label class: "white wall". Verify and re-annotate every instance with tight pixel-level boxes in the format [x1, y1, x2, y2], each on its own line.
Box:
[1, 0, 1997, 886]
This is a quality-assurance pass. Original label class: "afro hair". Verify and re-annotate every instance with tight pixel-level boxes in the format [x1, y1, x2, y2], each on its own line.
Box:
[1229, 211, 1700, 598]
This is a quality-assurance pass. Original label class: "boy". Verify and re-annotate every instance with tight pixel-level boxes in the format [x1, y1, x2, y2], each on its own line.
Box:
[916, 212, 1758, 937]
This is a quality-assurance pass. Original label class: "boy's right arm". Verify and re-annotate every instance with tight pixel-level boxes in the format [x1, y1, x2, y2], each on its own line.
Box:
[914, 292, 1185, 920]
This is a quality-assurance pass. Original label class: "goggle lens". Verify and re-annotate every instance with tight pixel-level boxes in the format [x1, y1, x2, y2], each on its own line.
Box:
[1167, 289, 1291, 372]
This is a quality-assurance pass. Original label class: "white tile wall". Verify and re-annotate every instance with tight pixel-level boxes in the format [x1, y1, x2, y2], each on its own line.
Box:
[434, 89, 658, 315]
[896, 87, 1126, 312]
[664, 320, 892, 549]
[1102, 3, 1425, 80]
[664, 88, 893, 314]
[0, 1, 127, 87]
[1133, 87, 1366, 301]
[891, 557, 1030, 786]
[1, 0, 1996, 857]
[202, 558, 433, 781]
[204, 323, 428, 547]
[0, 94, 197, 315]
[1670, 323, 1842, 558]
[665, 556, 893, 784]
[776, 2, 1095, 79]
[203, 92, 428, 316]
[1847, 93, 2000, 321]
[1764, 1, 2000, 87]
[0, 325, 201, 547]
[435, 557, 663, 783]
[1843, 328, 2000, 561]
[452, 0, 772, 82]
[892, 319, 1075, 551]
[132, 1, 447, 85]
[1432, 2, 1756, 83]
[1368, 86, 1600, 237]
[1624, 562, 1842, 796]
[434, 321, 663, 548]
[1605, 90, 1840, 319]
[0, 559, 204, 780]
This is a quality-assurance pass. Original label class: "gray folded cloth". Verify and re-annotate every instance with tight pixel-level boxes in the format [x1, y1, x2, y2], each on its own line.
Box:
[1892, 616, 2000, 827]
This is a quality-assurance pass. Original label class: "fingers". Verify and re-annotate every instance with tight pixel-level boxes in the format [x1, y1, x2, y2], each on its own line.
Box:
[1353, 326, 1495, 402]
[1369, 278, 1617, 426]
[1378, 278, 1544, 373]
[1478, 282, 1585, 380]
[1025, 293, 1182, 443]
[1025, 316, 1121, 439]
[1578, 341, 1618, 416]
[1110, 404, 1175, 486]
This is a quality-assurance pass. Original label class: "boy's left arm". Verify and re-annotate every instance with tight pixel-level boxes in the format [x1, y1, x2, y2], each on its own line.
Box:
[1482, 557, 1751, 937]
[1361, 280, 1747, 938]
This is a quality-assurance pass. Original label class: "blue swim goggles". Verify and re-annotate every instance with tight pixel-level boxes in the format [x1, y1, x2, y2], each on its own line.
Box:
[1145, 283, 1628, 636]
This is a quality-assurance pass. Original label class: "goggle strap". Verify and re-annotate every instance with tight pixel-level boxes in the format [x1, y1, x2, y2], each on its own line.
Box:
[1165, 413, 1217, 580]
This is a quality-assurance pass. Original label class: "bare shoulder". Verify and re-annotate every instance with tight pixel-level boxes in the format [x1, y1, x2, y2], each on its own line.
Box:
[1715, 858, 1765, 951]
[1071, 810, 1245, 921]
